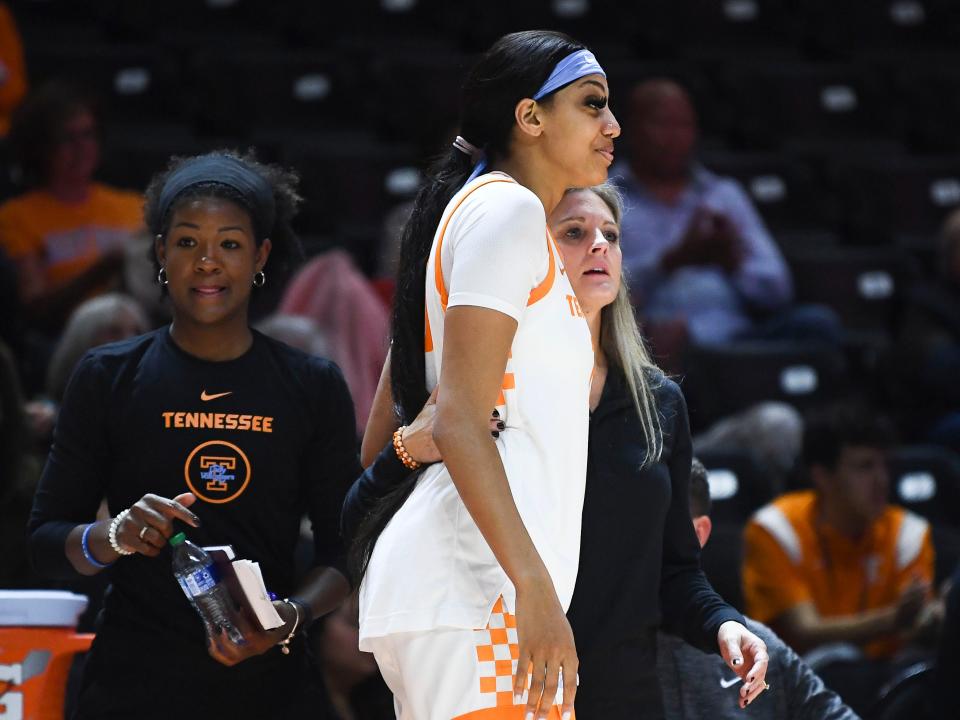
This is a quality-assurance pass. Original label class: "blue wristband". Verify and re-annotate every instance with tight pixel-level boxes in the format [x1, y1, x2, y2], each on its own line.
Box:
[81, 523, 113, 569]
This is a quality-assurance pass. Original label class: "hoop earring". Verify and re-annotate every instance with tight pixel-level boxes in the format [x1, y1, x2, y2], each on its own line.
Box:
[157, 267, 168, 286]
[253, 270, 266, 288]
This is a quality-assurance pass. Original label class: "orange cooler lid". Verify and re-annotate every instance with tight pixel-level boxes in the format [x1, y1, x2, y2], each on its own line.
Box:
[0, 590, 89, 627]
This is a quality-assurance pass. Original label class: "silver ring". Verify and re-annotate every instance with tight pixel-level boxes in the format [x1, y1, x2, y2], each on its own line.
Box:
[139, 525, 150, 541]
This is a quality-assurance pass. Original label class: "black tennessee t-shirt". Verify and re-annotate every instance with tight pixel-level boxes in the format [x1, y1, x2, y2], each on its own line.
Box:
[29, 327, 360, 654]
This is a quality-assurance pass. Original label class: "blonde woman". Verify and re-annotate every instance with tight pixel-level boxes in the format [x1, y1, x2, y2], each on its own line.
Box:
[345, 184, 769, 718]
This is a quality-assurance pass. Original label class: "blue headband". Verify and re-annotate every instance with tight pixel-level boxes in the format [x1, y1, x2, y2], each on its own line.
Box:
[533, 49, 605, 101]
[463, 49, 606, 185]
[158, 154, 276, 237]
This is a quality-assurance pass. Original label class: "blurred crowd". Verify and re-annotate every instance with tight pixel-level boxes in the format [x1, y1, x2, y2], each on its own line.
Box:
[2, 1, 960, 718]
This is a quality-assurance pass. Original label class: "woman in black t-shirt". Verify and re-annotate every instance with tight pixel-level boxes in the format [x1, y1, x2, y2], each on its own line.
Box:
[28, 150, 358, 719]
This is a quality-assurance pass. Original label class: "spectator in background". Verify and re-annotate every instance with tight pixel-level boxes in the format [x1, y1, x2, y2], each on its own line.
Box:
[658, 458, 860, 720]
[254, 313, 331, 359]
[278, 248, 389, 437]
[611, 79, 840, 367]
[0, 2, 27, 137]
[0, 80, 145, 335]
[893, 207, 960, 453]
[44, 292, 149, 404]
[742, 404, 937, 662]
[693, 401, 804, 497]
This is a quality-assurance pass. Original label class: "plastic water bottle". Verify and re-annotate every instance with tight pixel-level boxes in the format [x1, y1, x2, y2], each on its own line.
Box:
[169, 532, 244, 644]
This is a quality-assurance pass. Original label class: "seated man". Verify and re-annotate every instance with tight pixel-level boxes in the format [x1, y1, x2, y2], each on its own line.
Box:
[742, 404, 935, 661]
[611, 78, 840, 362]
[658, 458, 860, 719]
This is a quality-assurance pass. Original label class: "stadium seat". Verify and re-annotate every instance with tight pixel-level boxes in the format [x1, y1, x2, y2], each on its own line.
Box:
[24, 43, 185, 125]
[682, 342, 848, 431]
[889, 445, 960, 528]
[364, 46, 470, 152]
[890, 61, 960, 153]
[279, 134, 422, 269]
[868, 661, 936, 720]
[672, 0, 801, 57]
[803, 0, 957, 56]
[190, 49, 364, 138]
[720, 61, 890, 150]
[826, 154, 960, 244]
[699, 151, 831, 232]
[97, 124, 209, 193]
[696, 448, 774, 526]
[785, 246, 919, 337]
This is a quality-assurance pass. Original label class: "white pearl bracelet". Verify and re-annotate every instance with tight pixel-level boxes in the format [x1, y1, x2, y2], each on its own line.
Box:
[108, 508, 135, 556]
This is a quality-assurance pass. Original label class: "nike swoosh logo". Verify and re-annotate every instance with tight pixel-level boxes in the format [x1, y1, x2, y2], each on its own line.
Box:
[200, 390, 233, 402]
[720, 676, 742, 689]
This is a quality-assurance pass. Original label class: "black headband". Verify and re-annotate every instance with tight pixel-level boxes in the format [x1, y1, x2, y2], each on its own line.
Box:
[158, 154, 275, 237]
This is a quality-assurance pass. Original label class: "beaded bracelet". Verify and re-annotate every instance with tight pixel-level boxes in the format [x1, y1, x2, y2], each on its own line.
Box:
[278, 598, 302, 655]
[80, 523, 113, 569]
[108, 509, 135, 556]
[392, 426, 421, 470]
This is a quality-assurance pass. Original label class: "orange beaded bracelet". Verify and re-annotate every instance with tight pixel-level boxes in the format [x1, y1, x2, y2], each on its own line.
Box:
[393, 426, 421, 470]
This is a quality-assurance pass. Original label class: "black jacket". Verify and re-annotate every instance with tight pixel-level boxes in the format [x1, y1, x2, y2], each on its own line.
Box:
[567, 368, 743, 715]
[342, 366, 743, 718]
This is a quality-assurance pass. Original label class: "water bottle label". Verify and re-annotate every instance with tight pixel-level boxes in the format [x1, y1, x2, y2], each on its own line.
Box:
[182, 565, 218, 596]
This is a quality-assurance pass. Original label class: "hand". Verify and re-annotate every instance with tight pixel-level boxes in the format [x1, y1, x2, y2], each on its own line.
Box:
[908, 598, 943, 645]
[513, 582, 578, 720]
[894, 580, 931, 630]
[717, 620, 770, 709]
[707, 212, 744, 273]
[207, 599, 297, 666]
[24, 399, 57, 441]
[665, 206, 716, 270]
[403, 386, 505, 464]
[117, 492, 200, 557]
[402, 386, 440, 464]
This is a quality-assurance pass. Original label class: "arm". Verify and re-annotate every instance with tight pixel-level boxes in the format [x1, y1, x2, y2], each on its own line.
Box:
[436, 305, 577, 718]
[743, 522, 926, 653]
[657, 386, 767, 708]
[360, 350, 398, 468]
[714, 181, 792, 310]
[773, 602, 904, 654]
[294, 361, 364, 620]
[659, 386, 745, 650]
[22, 249, 125, 332]
[343, 385, 451, 544]
[28, 353, 116, 578]
[28, 352, 199, 577]
[209, 361, 360, 666]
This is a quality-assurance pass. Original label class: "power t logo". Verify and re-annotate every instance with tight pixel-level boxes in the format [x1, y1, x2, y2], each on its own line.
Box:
[184, 440, 251, 504]
[200, 456, 237, 492]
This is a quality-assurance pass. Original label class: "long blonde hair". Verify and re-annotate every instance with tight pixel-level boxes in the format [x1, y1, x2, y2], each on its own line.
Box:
[566, 184, 664, 464]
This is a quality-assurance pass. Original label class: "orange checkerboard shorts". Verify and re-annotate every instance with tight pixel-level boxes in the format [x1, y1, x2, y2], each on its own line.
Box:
[367, 597, 570, 720]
